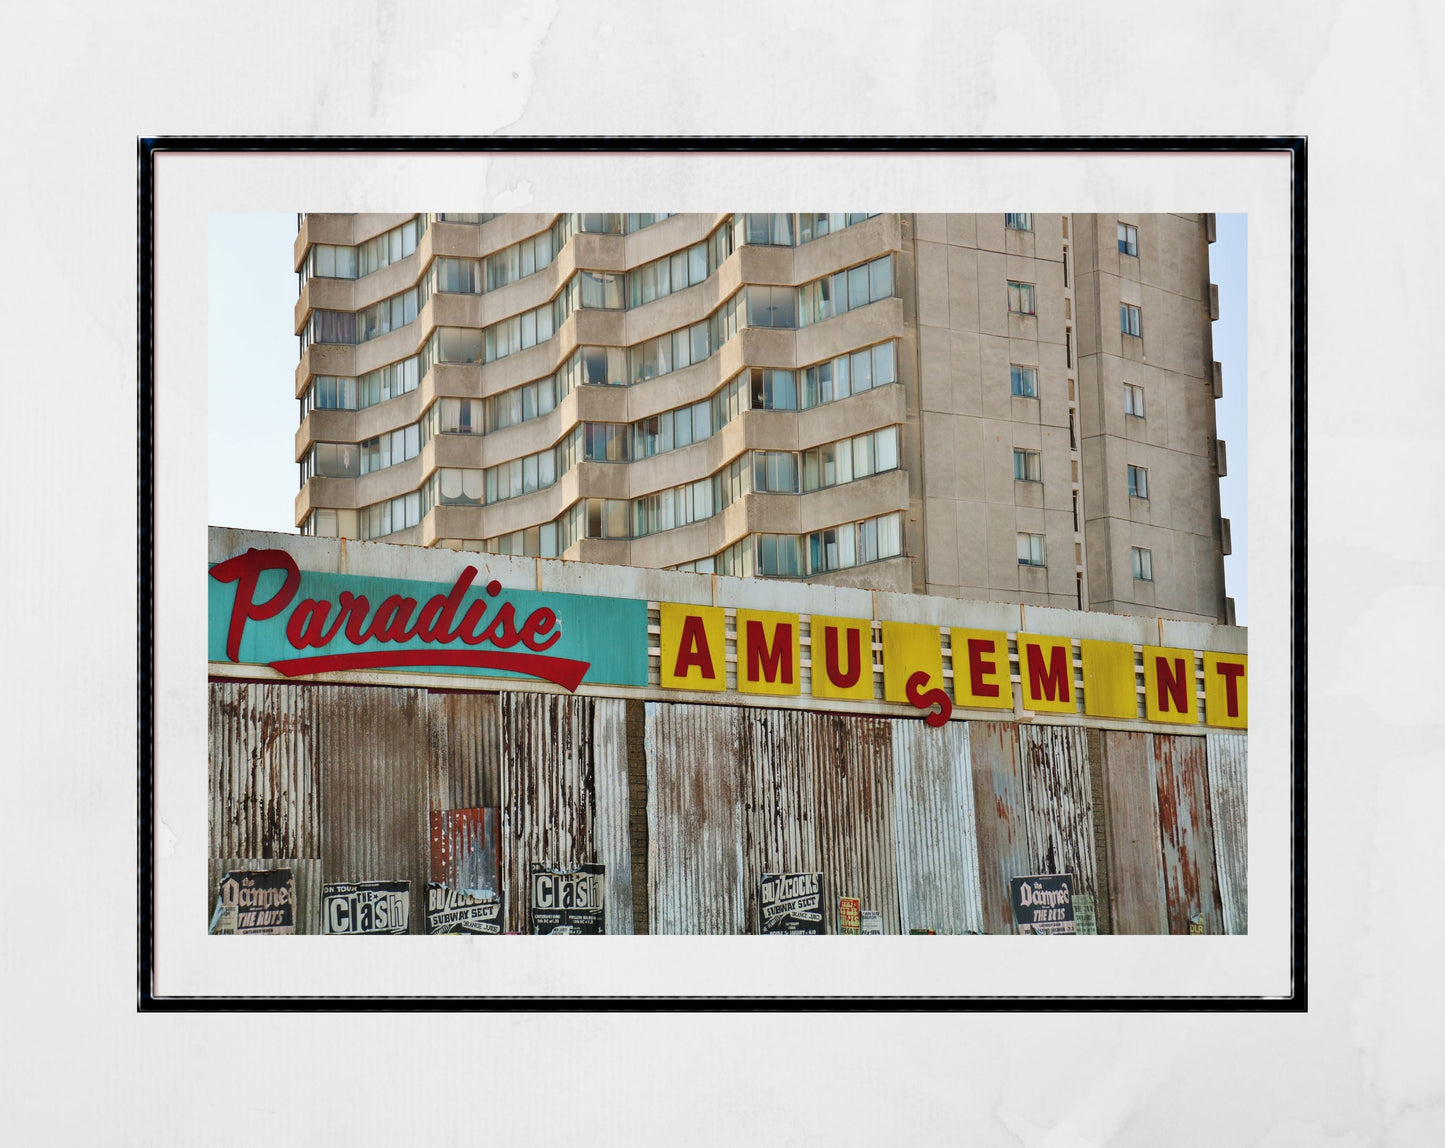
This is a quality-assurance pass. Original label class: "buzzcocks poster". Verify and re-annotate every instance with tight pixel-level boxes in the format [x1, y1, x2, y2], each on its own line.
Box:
[425, 884, 504, 935]
[759, 872, 824, 934]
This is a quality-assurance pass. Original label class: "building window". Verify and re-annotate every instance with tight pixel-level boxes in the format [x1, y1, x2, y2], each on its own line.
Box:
[1005, 213, 1032, 231]
[1127, 464, 1149, 499]
[1131, 547, 1153, 581]
[1008, 281, 1036, 315]
[1013, 449, 1042, 482]
[1124, 383, 1146, 417]
[1017, 533, 1046, 567]
[797, 255, 894, 326]
[1010, 364, 1038, 398]
[1118, 223, 1139, 257]
[1120, 304, 1142, 337]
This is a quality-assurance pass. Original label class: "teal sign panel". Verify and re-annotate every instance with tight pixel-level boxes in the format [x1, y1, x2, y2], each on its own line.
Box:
[208, 555, 648, 690]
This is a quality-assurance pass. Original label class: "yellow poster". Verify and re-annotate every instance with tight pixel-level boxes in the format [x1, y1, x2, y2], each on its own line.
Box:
[1018, 633, 1076, 714]
[1081, 639, 1138, 719]
[950, 628, 1013, 710]
[1143, 645, 1198, 724]
[809, 616, 875, 700]
[659, 602, 725, 691]
[1203, 652, 1248, 728]
[881, 621, 944, 704]
[736, 610, 801, 697]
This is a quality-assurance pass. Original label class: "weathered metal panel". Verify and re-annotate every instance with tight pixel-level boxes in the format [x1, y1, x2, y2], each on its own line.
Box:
[968, 721, 1032, 935]
[429, 808, 501, 898]
[501, 694, 593, 932]
[316, 684, 432, 933]
[809, 712, 900, 935]
[208, 681, 320, 860]
[646, 703, 745, 934]
[495, 694, 631, 933]
[425, 691, 501, 811]
[1206, 733, 1248, 935]
[208, 857, 322, 936]
[1151, 734, 1225, 934]
[739, 708, 820, 933]
[892, 720, 983, 934]
[1100, 731, 1168, 934]
[590, 698, 634, 934]
[1018, 724, 1099, 904]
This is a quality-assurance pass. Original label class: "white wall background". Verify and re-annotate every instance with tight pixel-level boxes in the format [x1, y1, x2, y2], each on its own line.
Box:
[4, 1, 1440, 1144]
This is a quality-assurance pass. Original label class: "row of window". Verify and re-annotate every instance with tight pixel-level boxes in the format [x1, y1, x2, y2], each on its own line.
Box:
[305, 277, 431, 348]
[303, 355, 423, 417]
[305, 217, 425, 282]
[710, 512, 905, 578]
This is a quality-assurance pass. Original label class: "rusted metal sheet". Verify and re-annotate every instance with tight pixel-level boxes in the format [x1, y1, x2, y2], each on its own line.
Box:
[499, 693, 631, 933]
[892, 721, 982, 934]
[315, 684, 431, 933]
[425, 691, 501, 811]
[208, 681, 319, 860]
[208, 857, 322, 935]
[968, 721, 1032, 935]
[646, 702, 745, 934]
[1100, 731, 1168, 934]
[739, 708, 820, 934]
[590, 698, 634, 934]
[1206, 733, 1248, 935]
[810, 712, 901, 934]
[1151, 734, 1225, 934]
[429, 808, 501, 898]
[1018, 724, 1099, 905]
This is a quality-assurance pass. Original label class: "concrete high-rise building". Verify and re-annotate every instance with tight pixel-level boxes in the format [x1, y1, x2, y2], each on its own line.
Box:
[294, 212, 1231, 624]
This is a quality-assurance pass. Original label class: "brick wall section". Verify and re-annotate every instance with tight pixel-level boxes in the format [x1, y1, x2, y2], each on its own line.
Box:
[1085, 727, 1115, 935]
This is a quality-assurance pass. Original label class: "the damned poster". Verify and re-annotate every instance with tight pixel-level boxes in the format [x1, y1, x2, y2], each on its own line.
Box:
[760, 872, 824, 934]
[210, 869, 294, 935]
[425, 884, 504, 935]
[322, 881, 411, 935]
[529, 863, 605, 934]
[1009, 874, 1077, 935]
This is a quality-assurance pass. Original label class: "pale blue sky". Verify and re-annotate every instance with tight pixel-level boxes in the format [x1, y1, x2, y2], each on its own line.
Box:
[208, 213, 1248, 624]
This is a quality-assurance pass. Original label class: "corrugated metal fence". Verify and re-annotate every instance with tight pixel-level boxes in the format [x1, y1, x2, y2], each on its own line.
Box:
[211, 681, 1245, 935]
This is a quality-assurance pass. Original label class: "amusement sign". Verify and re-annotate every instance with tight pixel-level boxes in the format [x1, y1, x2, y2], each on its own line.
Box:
[209, 549, 1247, 728]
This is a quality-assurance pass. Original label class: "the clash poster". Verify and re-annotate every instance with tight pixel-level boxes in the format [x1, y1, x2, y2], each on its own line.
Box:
[529, 863, 605, 934]
[1009, 874, 1077, 935]
[322, 880, 411, 935]
[211, 868, 295, 935]
[759, 872, 824, 935]
[425, 884, 504, 935]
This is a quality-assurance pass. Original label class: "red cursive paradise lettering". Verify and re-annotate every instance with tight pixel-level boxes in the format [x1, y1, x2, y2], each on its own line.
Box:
[209, 549, 587, 691]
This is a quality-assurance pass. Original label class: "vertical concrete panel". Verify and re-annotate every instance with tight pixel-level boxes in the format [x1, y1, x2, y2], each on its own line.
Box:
[1151, 733, 1225, 934]
[1206, 732, 1248, 935]
[1019, 725, 1100, 904]
[1101, 730, 1168, 934]
[893, 721, 984, 934]
[316, 684, 431, 933]
[969, 721, 1031, 935]
[811, 713, 901, 934]
[645, 703, 745, 935]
